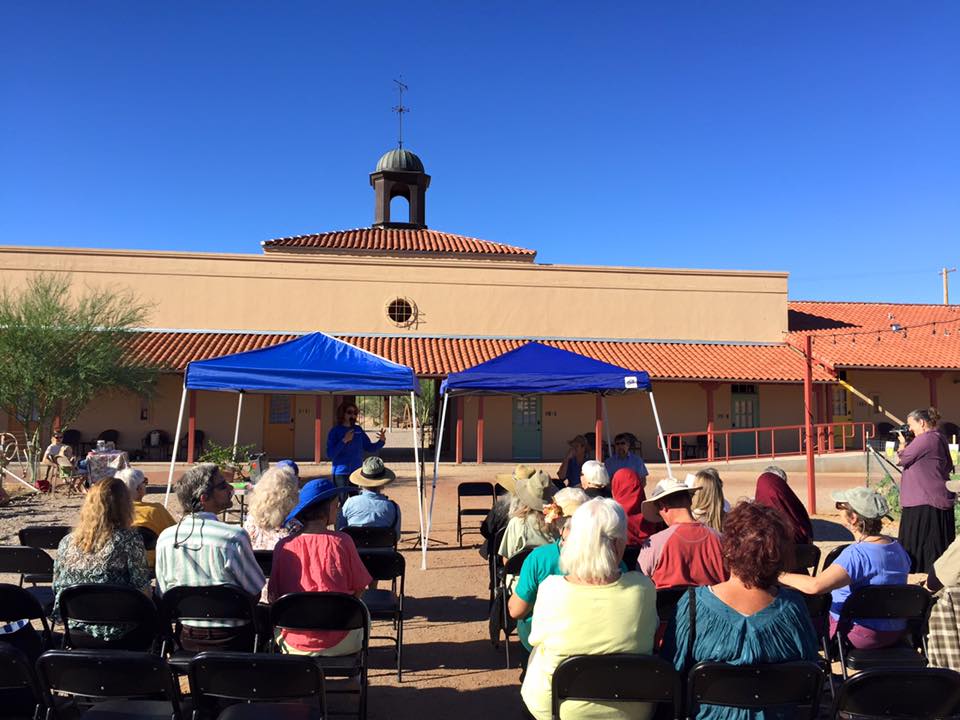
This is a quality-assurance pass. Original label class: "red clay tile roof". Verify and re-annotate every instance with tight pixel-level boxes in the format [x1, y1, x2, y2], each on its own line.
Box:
[787, 301, 960, 370]
[261, 228, 536, 260]
[125, 331, 832, 383]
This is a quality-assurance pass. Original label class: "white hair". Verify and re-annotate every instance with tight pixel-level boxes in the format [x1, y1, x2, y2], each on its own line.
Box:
[763, 465, 787, 481]
[553, 487, 590, 511]
[247, 466, 299, 531]
[115, 467, 146, 495]
[560, 498, 626, 583]
[580, 460, 610, 488]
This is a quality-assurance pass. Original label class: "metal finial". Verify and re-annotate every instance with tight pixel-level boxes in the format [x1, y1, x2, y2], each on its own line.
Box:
[392, 78, 409, 149]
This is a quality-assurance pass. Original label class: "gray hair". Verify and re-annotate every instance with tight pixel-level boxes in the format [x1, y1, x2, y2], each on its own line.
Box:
[762, 465, 787, 481]
[560, 498, 626, 583]
[176, 463, 221, 514]
[247, 466, 299, 530]
[115, 467, 146, 495]
[580, 460, 610, 488]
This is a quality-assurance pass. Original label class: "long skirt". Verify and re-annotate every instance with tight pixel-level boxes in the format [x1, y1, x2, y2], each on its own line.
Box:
[899, 504, 956, 574]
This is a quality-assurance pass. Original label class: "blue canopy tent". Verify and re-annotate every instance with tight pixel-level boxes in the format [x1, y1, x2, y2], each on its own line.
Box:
[164, 333, 425, 543]
[425, 342, 670, 568]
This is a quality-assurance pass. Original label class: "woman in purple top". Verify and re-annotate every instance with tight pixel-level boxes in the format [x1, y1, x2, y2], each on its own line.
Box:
[897, 407, 956, 573]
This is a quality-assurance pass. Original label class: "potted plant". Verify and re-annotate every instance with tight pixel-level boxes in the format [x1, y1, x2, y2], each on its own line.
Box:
[197, 441, 256, 482]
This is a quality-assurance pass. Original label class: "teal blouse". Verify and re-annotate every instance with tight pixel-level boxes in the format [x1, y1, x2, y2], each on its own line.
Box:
[662, 585, 818, 720]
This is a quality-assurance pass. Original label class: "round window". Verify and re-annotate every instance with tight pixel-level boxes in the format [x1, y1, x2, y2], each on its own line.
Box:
[387, 297, 416, 327]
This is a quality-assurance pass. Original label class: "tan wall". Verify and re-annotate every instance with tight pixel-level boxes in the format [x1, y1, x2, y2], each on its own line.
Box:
[0, 246, 788, 343]
[845, 369, 960, 426]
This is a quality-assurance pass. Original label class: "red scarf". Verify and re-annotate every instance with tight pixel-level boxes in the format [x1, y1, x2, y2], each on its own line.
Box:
[611, 468, 660, 545]
[754, 471, 813, 545]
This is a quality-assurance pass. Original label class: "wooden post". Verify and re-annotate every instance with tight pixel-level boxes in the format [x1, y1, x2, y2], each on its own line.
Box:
[803, 336, 816, 515]
[187, 391, 197, 464]
[700, 382, 718, 461]
[594, 395, 603, 461]
[314, 396, 323, 463]
[455, 397, 464, 465]
[476, 397, 485, 464]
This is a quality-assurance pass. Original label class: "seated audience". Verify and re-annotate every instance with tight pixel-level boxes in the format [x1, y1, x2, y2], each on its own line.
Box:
[780, 486, 910, 650]
[928, 584, 960, 672]
[580, 459, 611, 498]
[498, 470, 557, 561]
[927, 478, 960, 593]
[52, 477, 150, 643]
[116, 467, 175, 565]
[663, 502, 818, 720]
[337, 456, 401, 539]
[754, 467, 813, 545]
[155, 463, 265, 651]
[557, 435, 588, 487]
[689, 468, 727, 533]
[41, 430, 73, 481]
[604, 432, 648, 482]
[268, 479, 371, 656]
[611, 468, 660, 546]
[521, 498, 658, 720]
[638, 479, 726, 589]
[482, 465, 537, 557]
[243, 465, 301, 550]
[508, 487, 591, 653]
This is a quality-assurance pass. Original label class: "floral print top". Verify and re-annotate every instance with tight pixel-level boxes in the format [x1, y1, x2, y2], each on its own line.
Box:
[52, 528, 150, 640]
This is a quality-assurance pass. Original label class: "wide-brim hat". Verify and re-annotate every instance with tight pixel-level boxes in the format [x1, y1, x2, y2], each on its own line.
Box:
[514, 470, 557, 510]
[495, 464, 537, 495]
[349, 456, 396, 488]
[285, 478, 351, 524]
[641, 478, 698, 522]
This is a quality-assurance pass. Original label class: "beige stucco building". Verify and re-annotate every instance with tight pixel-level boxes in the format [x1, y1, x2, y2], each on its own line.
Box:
[3, 148, 959, 464]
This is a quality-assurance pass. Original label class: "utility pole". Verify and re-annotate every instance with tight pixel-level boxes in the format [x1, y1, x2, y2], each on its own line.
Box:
[941, 267, 956, 305]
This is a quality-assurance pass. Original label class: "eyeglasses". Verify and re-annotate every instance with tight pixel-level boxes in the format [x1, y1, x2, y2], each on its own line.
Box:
[213, 480, 231, 491]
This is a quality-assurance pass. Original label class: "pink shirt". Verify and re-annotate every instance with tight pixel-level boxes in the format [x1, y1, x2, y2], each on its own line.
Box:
[268, 531, 372, 652]
[637, 522, 727, 589]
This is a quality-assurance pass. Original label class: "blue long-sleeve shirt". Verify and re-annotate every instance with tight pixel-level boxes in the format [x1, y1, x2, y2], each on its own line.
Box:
[326, 424, 384, 477]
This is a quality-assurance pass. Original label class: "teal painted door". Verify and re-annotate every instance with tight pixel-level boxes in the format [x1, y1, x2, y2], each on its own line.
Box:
[512, 397, 542, 460]
[730, 385, 759, 456]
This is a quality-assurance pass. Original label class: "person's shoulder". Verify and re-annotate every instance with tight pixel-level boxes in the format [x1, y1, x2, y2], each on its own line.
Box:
[620, 570, 656, 592]
[775, 586, 809, 611]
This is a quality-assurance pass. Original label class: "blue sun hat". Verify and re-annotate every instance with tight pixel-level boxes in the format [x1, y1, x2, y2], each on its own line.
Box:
[285, 478, 350, 524]
[276, 459, 300, 477]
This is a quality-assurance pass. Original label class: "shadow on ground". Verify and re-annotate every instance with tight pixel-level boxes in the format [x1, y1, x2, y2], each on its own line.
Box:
[812, 519, 854, 542]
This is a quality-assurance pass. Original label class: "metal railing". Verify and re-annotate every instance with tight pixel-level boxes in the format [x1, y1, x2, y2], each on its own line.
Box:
[659, 421, 876, 465]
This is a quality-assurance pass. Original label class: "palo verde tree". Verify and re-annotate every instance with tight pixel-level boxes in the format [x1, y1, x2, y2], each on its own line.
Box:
[0, 275, 158, 480]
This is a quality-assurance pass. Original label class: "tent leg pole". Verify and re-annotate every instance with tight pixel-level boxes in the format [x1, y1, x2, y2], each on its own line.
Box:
[165, 384, 188, 507]
[410, 391, 425, 569]
[425, 393, 449, 570]
[232, 391, 244, 452]
[602, 395, 612, 459]
[648, 391, 673, 479]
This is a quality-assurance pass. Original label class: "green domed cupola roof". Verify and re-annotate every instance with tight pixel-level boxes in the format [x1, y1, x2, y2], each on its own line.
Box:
[375, 148, 425, 173]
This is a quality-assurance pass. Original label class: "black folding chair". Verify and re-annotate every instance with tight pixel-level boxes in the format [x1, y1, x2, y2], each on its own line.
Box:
[0, 644, 44, 720]
[36, 649, 183, 720]
[802, 592, 836, 697]
[832, 667, 960, 719]
[159, 584, 259, 674]
[359, 551, 405, 681]
[835, 585, 932, 679]
[498, 546, 534, 669]
[17, 526, 71, 551]
[342, 526, 398, 551]
[0, 546, 56, 613]
[253, 549, 274, 579]
[57, 584, 159, 651]
[457, 482, 495, 546]
[270, 592, 370, 720]
[487, 527, 506, 609]
[0, 584, 55, 651]
[552, 654, 682, 720]
[656, 587, 687, 626]
[188, 651, 325, 720]
[687, 661, 823, 720]
[790, 544, 822, 575]
[622, 545, 642, 570]
[822, 543, 851, 570]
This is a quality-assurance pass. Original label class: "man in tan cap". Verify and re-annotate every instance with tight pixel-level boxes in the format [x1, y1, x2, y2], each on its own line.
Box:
[636, 478, 726, 589]
[336, 456, 400, 539]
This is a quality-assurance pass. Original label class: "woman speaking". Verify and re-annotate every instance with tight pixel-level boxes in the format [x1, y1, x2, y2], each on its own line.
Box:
[326, 401, 386, 489]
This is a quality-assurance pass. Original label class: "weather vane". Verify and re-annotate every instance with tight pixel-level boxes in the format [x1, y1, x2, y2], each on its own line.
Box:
[393, 77, 409, 149]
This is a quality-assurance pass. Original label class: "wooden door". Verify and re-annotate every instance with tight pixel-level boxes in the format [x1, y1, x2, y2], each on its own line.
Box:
[263, 394, 296, 459]
[730, 384, 759, 456]
[512, 397, 542, 460]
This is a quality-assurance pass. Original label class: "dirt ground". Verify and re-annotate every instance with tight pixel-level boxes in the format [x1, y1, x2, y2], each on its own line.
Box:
[0, 461, 875, 719]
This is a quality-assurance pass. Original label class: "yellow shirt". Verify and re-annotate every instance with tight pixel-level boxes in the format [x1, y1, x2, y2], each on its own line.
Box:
[521, 571, 658, 720]
[132, 500, 177, 565]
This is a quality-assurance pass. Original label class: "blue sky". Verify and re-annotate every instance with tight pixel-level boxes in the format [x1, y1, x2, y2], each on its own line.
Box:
[2, 2, 958, 303]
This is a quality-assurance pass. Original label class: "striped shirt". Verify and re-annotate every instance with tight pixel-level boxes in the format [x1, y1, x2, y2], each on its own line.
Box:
[155, 512, 265, 627]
